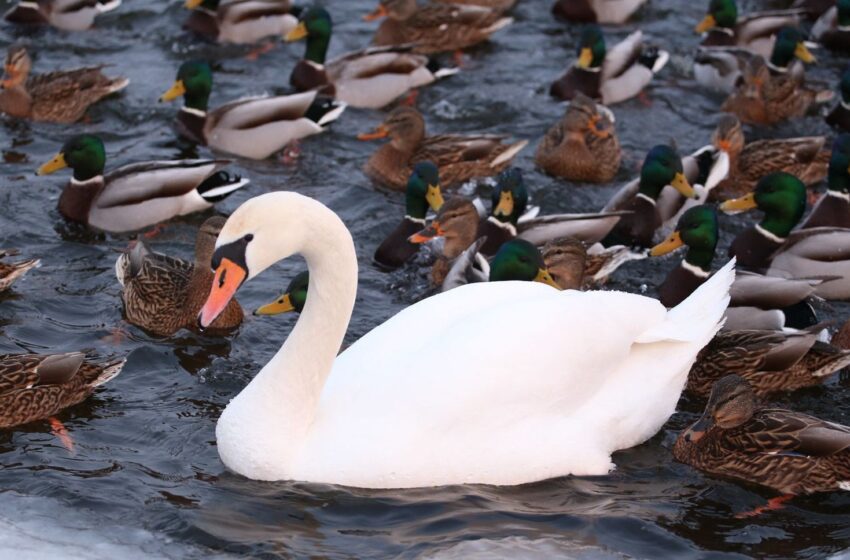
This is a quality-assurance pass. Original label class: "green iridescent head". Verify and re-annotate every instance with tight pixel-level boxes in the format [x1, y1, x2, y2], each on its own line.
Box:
[406, 161, 443, 219]
[651, 205, 718, 271]
[769, 27, 815, 69]
[839, 67, 850, 105]
[285, 6, 332, 64]
[697, 0, 738, 32]
[828, 134, 850, 194]
[639, 145, 695, 200]
[491, 168, 528, 225]
[36, 134, 106, 181]
[255, 271, 309, 316]
[576, 25, 606, 69]
[159, 60, 212, 111]
[489, 239, 560, 287]
[721, 172, 806, 237]
[839, 0, 850, 27]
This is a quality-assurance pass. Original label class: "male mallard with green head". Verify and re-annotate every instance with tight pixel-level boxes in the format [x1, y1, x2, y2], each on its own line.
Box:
[0, 46, 128, 123]
[4, 0, 120, 30]
[695, 0, 804, 56]
[159, 60, 346, 160]
[374, 162, 445, 269]
[36, 134, 249, 233]
[802, 134, 850, 229]
[550, 25, 669, 105]
[812, 0, 850, 51]
[255, 271, 309, 316]
[183, 0, 299, 44]
[488, 239, 560, 287]
[674, 374, 850, 496]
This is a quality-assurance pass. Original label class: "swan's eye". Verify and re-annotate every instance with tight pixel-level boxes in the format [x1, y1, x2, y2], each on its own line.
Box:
[244, 234, 254, 242]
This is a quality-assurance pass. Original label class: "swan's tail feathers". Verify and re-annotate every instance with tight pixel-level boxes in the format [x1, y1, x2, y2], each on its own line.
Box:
[636, 258, 735, 344]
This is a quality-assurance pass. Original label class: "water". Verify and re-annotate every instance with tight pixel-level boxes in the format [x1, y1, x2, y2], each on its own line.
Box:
[1, 0, 850, 558]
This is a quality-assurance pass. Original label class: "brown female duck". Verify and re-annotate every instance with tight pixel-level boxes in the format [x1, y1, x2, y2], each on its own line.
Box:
[115, 216, 243, 337]
[359, 106, 527, 191]
[365, 0, 512, 55]
[674, 374, 850, 495]
[0, 249, 39, 293]
[0, 352, 124, 429]
[535, 93, 620, 183]
[541, 237, 636, 289]
[0, 46, 128, 123]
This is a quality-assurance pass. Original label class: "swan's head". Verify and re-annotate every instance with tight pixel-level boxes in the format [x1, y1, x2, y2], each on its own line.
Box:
[199, 192, 318, 328]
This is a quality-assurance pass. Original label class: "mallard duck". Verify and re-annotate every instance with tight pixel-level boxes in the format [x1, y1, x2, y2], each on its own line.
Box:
[0, 249, 39, 293]
[687, 328, 850, 396]
[812, 0, 850, 51]
[542, 237, 640, 289]
[36, 134, 249, 233]
[550, 26, 669, 105]
[358, 106, 527, 191]
[792, 0, 837, 19]
[374, 162, 445, 269]
[436, 0, 516, 12]
[4, 0, 120, 30]
[711, 114, 828, 199]
[551, 0, 646, 24]
[694, 26, 816, 94]
[801, 134, 850, 229]
[535, 92, 621, 183]
[116, 217, 243, 337]
[651, 204, 826, 330]
[284, 7, 456, 109]
[255, 271, 309, 316]
[826, 67, 850, 132]
[159, 60, 346, 160]
[766, 227, 850, 300]
[695, 0, 804, 56]
[183, 0, 300, 44]
[0, 46, 128, 123]
[721, 56, 832, 126]
[441, 237, 562, 290]
[194, 190, 734, 486]
[365, 0, 512, 55]
[0, 353, 124, 429]
[674, 374, 850, 495]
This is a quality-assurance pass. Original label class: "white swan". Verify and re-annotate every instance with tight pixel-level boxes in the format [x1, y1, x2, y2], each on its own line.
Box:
[199, 192, 735, 488]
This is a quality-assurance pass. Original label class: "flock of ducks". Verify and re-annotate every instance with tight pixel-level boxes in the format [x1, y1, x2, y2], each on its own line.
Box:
[2, 0, 850, 507]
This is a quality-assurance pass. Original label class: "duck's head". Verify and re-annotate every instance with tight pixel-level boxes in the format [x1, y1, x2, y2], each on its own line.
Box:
[489, 239, 560, 288]
[159, 60, 212, 111]
[575, 25, 606, 70]
[711, 114, 744, 156]
[639, 145, 696, 200]
[695, 0, 737, 33]
[828, 133, 850, 194]
[409, 197, 479, 258]
[650, 205, 718, 273]
[406, 161, 443, 220]
[541, 237, 587, 290]
[682, 375, 756, 444]
[196, 216, 227, 264]
[285, 6, 332, 63]
[255, 271, 310, 316]
[839, 0, 850, 27]
[769, 27, 815, 70]
[565, 93, 613, 139]
[36, 134, 106, 181]
[364, 0, 415, 21]
[184, 0, 218, 9]
[2, 45, 31, 89]
[358, 107, 425, 152]
[720, 172, 806, 237]
[491, 168, 528, 225]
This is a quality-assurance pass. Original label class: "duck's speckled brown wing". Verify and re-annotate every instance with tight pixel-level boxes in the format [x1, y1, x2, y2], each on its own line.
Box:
[730, 410, 850, 457]
[27, 67, 126, 123]
[121, 253, 195, 337]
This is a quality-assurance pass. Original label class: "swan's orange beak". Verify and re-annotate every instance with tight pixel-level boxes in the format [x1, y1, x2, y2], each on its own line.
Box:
[199, 258, 246, 329]
[363, 4, 388, 21]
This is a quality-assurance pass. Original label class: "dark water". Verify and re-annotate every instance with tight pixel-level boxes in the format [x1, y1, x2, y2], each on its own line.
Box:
[2, 0, 850, 558]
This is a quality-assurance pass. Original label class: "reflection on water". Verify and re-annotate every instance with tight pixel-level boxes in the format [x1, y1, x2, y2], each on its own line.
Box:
[1, 0, 850, 557]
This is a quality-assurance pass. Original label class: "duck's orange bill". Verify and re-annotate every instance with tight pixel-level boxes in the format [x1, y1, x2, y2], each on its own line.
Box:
[715, 138, 732, 152]
[1, 66, 19, 89]
[694, 14, 716, 34]
[357, 124, 389, 141]
[185, 0, 202, 8]
[650, 230, 683, 257]
[199, 258, 246, 328]
[363, 4, 388, 21]
[720, 192, 757, 213]
[587, 114, 610, 139]
[409, 222, 444, 243]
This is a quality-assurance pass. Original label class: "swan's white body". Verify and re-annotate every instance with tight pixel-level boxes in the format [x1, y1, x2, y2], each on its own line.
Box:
[212, 192, 734, 488]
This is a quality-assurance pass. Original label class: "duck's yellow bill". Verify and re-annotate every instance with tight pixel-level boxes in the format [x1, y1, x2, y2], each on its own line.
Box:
[695, 14, 716, 34]
[795, 42, 816, 64]
[650, 230, 684, 257]
[494, 191, 514, 217]
[255, 293, 296, 316]
[363, 4, 388, 21]
[37, 152, 67, 176]
[159, 80, 186, 102]
[285, 21, 308, 42]
[199, 258, 246, 328]
[535, 268, 561, 289]
[409, 222, 444, 243]
[184, 0, 203, 9]
[720, 192, 757, 213]
[357, 124, 389, 141]
[671, 172, 696, 199]
[576, 47, 593, 69]
[426, 184, 444, 211]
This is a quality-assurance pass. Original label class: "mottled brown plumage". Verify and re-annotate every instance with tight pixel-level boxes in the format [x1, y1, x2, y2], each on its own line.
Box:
[0, 46, 128, 123]
[541, 237, 632, 289]
[674, 375, 850, 495]
[361, 107, 526, 191]
[535, 93, 621, 183]
[116, 217, 243, 337]
[0, 249, 39, 292]
[0, 352, 124, 429]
